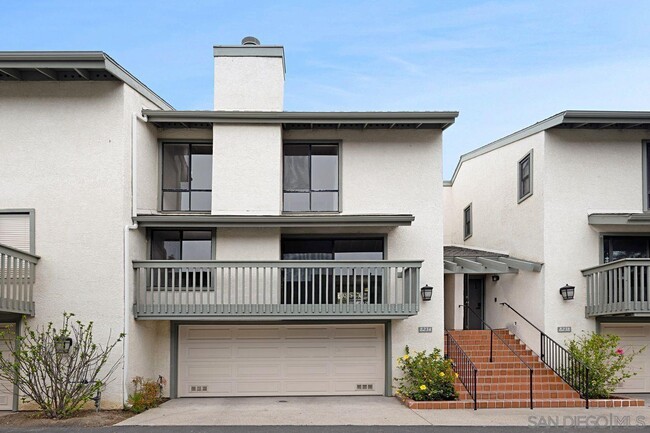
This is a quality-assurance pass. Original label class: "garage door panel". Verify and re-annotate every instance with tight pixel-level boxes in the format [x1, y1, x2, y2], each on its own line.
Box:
[334, 344, 383, 358]
[285, 362, 330, 377]
[178, 324, 384, 397]
[285, 344, 330, 358]
[333, 326, 381, 339]
[235, 345, 283, 358]
[184, 327, 233, 341]
[236, 363, 283, 377]
[236, 381, 283, 393]
[285, 381, 330, 393]
[602, 324, 650, 393]
[235, 328, 282, 339]
[333, 381, 379, 393]
[186, 364, 232, 379]
[285, 327, 330, 339]
[185, 346, 232, 359]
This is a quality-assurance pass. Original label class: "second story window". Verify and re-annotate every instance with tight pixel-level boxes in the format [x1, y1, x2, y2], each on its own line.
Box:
[463, 204, 472, 240]
[283, 143, 339, 212]
[518, 150, 533, 203]
[162, 142, 212, 212]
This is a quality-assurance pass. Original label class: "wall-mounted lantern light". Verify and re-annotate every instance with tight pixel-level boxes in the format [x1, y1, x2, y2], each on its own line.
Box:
[491, 275, 500, 282]
[420, 285, 433, 301]
[55, 337, 73, 354]
[559, 284, 575, 301]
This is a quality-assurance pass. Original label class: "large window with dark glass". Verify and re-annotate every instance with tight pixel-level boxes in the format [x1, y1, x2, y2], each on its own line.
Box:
[281, 237, 383, 304]
[645, 142, 650, 210]
[151, 230, 213, 260]
[150, 230, 213, 288]
[283, 143, 339, 212]
[603, 236, 650, 263]
[162, 142, 212, 211]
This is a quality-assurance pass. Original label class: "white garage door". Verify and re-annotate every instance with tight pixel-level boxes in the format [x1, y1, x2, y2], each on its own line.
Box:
[601, 324, 650, 393]
[178, 324, 385, 397]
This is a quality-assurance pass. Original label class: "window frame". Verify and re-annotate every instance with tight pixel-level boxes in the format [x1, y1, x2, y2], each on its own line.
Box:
[159, 140, 213, 213]
[641, 140, 650, 212]
[518, 150, 533, 203]
[282, 140, 342, 213]
[0, 209, 35, 254]
[148, 228, 216, 261]
[463, 203, 472, 240]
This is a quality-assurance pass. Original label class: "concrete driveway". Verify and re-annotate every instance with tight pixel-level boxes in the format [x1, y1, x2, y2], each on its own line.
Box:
[117, 397, 428, 426]
[118, 396, 650, 427]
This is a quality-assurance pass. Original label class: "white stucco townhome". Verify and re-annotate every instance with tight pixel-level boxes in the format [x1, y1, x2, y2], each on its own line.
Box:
[0, 39, 457, 409]
[444, 110, 650, 395]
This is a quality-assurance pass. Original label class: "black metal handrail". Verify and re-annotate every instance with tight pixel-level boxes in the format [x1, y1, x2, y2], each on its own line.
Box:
[500, 302, 590, 409]
[445, 330, 478, 410]
[461, 304, 534, 409]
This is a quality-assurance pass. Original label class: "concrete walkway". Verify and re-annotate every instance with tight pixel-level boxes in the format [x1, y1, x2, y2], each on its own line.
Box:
[118, 396, 650, 427]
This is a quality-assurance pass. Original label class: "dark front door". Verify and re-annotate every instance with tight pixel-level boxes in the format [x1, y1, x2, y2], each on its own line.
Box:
[464, 276, 485, 330]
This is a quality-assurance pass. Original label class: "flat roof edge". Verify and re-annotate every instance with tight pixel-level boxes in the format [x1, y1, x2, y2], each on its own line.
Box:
[0, 51, 174, 110]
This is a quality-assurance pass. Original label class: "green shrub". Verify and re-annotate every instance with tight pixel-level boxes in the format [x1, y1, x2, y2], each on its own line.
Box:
[565, 332, 645, 399]
[0, 313, 123, 419]
[394, 346, 458, 401]
[128, 376, 165, 413]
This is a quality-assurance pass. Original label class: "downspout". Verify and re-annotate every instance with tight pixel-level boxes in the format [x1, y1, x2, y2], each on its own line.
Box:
[123, 110, 144, 405]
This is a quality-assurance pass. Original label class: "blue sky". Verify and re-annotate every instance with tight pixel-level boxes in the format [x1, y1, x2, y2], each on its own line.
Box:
[2, 1, 650, 178]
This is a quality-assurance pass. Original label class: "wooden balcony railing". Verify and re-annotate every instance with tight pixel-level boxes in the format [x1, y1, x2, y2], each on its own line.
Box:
[132, 260, 422, 319]
[582, 259, 650, 317]
[0, 243, 39, 316]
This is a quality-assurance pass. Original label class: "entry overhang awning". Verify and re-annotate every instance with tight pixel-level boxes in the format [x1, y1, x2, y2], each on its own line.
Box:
[588, 212, 650, 230]
[444, 246, 543, 274]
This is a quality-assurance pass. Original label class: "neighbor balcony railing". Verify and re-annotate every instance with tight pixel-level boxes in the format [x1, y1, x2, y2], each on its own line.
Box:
[582, 258, 650, 317]
[132, 260, 422, 319]
[0, 243, 39, 316]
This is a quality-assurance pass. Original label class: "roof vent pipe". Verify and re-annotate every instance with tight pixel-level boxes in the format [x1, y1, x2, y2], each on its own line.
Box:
[241, 36, 260, 46]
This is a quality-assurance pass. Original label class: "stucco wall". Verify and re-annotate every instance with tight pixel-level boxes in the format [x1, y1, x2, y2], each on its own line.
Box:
[542, 129, 648, 343]
[212, 125, 283, 215]
[125, 86, 171, 398]
[444, 132, 546, 350]
[213, 56, 284, 111]
[0, 81, 131, 408]
[283, 129, 444, 383]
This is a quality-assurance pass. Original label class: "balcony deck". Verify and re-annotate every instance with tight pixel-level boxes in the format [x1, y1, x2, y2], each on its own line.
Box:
[132, 260, 422, 320]
[0, 243, 39, 316]
[582, 258, 650, 317]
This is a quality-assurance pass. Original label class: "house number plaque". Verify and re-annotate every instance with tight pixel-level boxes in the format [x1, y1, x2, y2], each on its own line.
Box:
[557, 326, 572, 333]
[418, 327, 433, 333]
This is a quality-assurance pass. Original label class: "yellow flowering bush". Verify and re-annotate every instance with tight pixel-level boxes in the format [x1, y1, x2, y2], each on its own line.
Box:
[394, 346, 457, 401]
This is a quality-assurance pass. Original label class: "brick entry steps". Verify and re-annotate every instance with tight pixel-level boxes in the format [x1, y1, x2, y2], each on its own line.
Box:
[399, 330, 645, 410]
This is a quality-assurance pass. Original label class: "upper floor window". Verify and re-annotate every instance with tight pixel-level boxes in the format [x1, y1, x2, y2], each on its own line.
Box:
[463, 204, 472, 240]
[518, 150, 533, 203]
[645, 142, 650, 210]
[162, 142, 212, 212]
[283, 143, 339, 212]
[0, 210, 34, 253]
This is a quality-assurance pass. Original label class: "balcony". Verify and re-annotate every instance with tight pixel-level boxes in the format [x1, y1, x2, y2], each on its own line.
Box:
[582, 259, 650, 317]
[132, 260, 422, 319]
[0, 243, 39, 316]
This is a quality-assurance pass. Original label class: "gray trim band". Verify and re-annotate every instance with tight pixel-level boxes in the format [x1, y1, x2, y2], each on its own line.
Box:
[135, 214, 415, 228]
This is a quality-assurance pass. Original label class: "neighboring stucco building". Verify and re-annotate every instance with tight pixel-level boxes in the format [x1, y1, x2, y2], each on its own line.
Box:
[0, 40, 457, 409]
[443, 111, 650, 393]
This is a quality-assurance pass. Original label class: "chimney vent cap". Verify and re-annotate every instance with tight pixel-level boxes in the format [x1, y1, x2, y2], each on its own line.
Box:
[241, 36, 260, 46]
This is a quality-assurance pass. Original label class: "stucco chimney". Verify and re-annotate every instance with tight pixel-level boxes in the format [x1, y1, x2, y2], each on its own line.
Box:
[213, 37, 285, 111]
